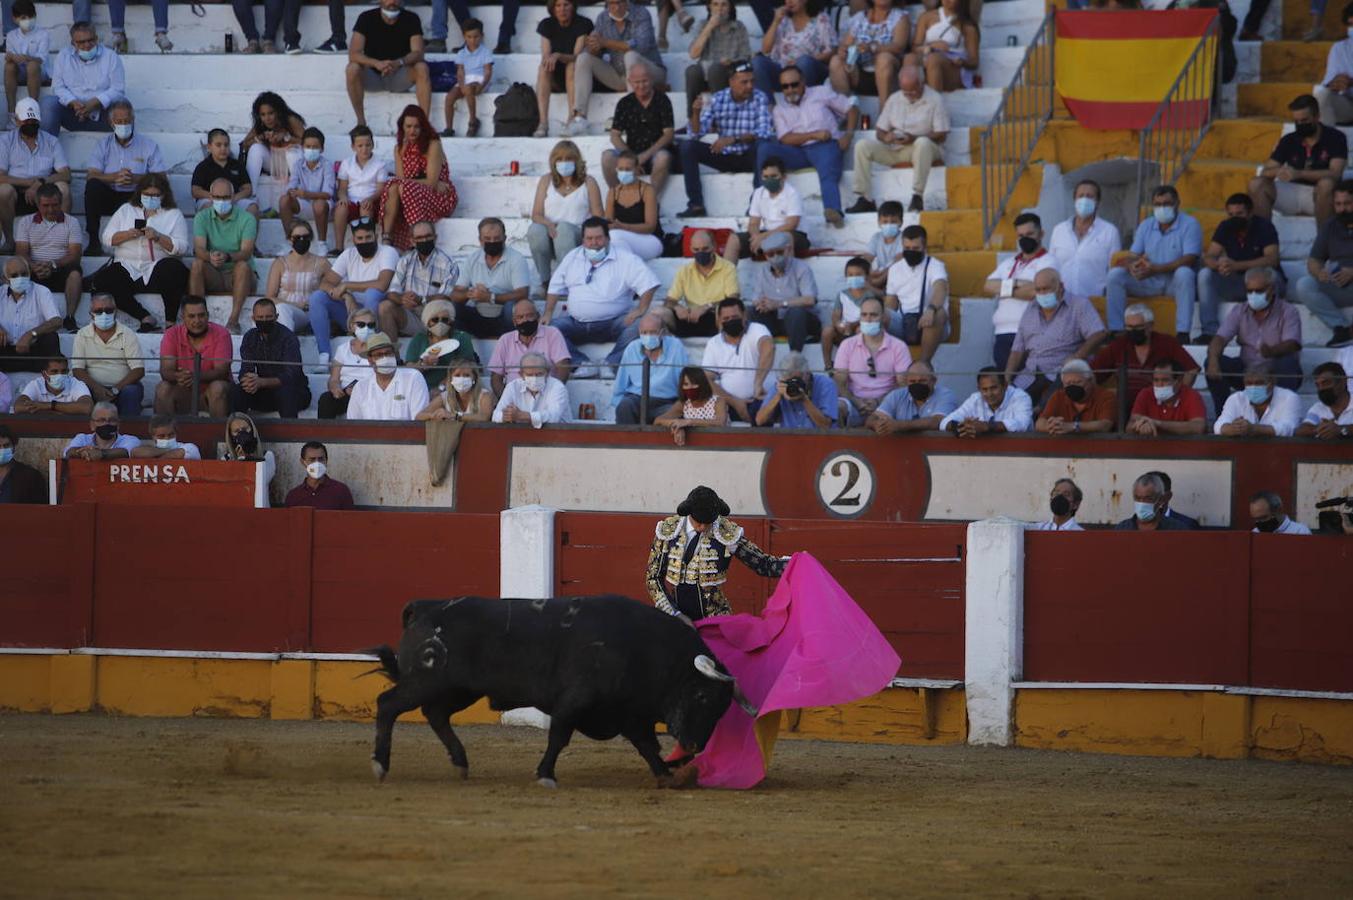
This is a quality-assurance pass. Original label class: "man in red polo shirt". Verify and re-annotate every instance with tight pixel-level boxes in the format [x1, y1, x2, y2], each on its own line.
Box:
[154, 295, 232, 417]
[284, 441, 355, 510]
[1090, 302, 1199, 398]
[1126, 360, 1207, 436]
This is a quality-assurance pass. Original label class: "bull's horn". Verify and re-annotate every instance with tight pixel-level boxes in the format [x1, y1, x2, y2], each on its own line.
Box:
[732, 684, 759, 718]
[694, 655, 734, 682]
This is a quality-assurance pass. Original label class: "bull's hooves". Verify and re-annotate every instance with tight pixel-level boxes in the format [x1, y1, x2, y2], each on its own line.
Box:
[453, 765, 469, 781]
[654, 774, 674, 789]
[536, 777, 558, 789]
[371, 759, 388, 782]
[669, 764, 699, 790]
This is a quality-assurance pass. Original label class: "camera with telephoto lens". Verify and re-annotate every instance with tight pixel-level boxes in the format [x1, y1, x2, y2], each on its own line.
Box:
[784, 376, 807, 399]
[1315, 496, 1353, 533]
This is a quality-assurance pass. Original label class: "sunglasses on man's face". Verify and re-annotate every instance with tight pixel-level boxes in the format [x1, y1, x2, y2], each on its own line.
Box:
[780, 80, 802, 89]
[429, 317, 452, 325]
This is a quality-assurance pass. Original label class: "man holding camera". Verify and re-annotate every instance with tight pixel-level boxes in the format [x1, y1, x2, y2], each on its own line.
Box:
[755, 351, 836, 429]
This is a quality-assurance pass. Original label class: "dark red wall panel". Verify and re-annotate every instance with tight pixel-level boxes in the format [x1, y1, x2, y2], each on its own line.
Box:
[1249, 535, 1353, 693]
[0, 504, 94, 647]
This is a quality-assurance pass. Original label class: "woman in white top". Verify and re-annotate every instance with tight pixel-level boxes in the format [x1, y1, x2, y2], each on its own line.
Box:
[317, 307, 379, 419]
[266, 220, 332, 336]
[416, 359, 496, 422]
[906, 0, 979, 92]
[830, 0, 910, 101]
[88, 173, 192, 332]
[605, 150, 664, 261]
[527, 140, 603, 283]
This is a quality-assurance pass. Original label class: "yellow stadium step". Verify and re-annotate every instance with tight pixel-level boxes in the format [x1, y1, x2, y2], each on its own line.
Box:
[1175, 159, 1256, 206]
[1196, 118, 1284, 161]
[1088, 294, 1178, 332]
[920, 209, 1010, 252]
[944, 163, 1042, 211]
[1033, 121, 1142, 170]
[1281, 0, 1345, 40]
[1192, 207, 1227, 242]
[1261, 40, 1330, 83]
[932, 250, 999, 297]
[1238, 82, 1312, 118]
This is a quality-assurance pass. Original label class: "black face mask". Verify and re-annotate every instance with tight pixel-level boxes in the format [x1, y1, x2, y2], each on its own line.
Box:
[907, 382, 932, 403]
[693, 250, 715, 267]
[1064, 384, 1087, 403]
[1317, 387, 1341, 406]
[415, 239, 437, 257]
[1017, 236, 1039, 255]
[1050, 494, 1072, 518]
[721, 319, 745, 338]
[255, 320, 276, 335]
[234, 430, 258, 454]
[94, 424, 118, 440]
[901, 249, 925, 267]
[355, 241, 378, 259]
[1229, 215, 1248, 229]
[516, 319, 539, 338]
[1254, 517, 1280, 533]
[18, 121, 39, 137]
[291, 237, 312, 255]
[1294, 121, 1318, 138]
[483, 239, 505, 257]
[1339, 211, 1353, 227]
[1127, 328, 1149, 346]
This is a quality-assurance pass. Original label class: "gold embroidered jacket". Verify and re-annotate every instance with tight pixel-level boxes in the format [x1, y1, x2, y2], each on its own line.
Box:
[644, 515, 787, 619]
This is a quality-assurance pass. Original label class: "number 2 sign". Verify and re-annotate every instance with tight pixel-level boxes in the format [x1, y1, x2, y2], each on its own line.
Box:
[816, 452, 875, 518]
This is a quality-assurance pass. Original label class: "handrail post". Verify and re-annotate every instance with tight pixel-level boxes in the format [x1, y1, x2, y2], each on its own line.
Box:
[639, 355, 651, 425]
[190, 351, 202, 417]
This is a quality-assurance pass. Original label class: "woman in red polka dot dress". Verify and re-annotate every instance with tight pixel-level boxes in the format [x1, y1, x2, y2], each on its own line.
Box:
[379, 105, 458, 251]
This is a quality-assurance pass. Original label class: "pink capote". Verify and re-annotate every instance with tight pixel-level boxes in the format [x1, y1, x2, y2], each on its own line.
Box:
[691, 552, 901, 789]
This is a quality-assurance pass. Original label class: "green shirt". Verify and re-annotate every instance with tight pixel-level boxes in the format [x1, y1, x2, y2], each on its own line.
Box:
[405, 328, 479, 391]
[193, 206, 258, 256]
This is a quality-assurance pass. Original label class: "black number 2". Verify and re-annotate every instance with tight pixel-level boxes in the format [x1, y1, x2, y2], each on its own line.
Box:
[829, 459, 861, 506]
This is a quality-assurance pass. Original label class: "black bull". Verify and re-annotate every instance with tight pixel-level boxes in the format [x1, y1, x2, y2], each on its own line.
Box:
[369, 595, 756, 787]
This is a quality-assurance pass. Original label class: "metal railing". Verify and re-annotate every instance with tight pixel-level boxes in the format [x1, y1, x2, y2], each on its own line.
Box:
[979, 10, 1056, 248]
[1134, 15, 1222, 221]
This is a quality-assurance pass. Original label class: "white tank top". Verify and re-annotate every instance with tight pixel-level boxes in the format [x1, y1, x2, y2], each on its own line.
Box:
[543, 179, 591, 226]
[924, 10, 965, 54]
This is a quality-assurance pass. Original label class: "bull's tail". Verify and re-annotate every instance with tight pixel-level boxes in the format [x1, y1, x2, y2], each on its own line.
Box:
[361, 645, 401, 682]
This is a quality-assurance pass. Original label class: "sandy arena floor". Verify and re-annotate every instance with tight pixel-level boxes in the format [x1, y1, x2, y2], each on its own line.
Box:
[1, 714, 1351, 898]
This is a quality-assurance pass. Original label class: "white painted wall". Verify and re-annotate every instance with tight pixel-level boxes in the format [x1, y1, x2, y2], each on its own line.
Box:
[499, 505, 557, 729]
[964, 518, 1027, 747]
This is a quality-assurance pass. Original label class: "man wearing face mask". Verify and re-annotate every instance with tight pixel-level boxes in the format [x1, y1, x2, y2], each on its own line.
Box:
[1127, 360, 1207, 436]
[1296, 361, 1353, 438]
[702, 297, 774, 422]
[492, 351, 572, 427]
[345, 0, 432, 129]
[71, 292, 145, 418]
[131, 414, 201, 461]
[1106, 185, 1201, 344]
[0, 97, 72, 252]
[1251, 95, 1345, 228]
[868, 359, 956, 434]
[984, 213, 1056, 372]
[724, 156, 809, 262]
[1214, 363, 1302, 438]
[1090, 303, 1199, 399]
[0, 255, 61, 372]
[661, 230, 740, 338]
[1250, 490, 1312, 535]
[612, 313, 686, 424]
[1049, 180, 1119, 301]
[1115, 472, 1191, 531]
[83, 98, 165, 257]
[1196, 193, 1283, 344]
[1294, 179, 1353, 349]
[1207, 266, 1303, 411]
[749, 230, 819, 353]
[347, 331, 429, 421]
[14, 353, 93, 416]
[308, 218, 400, 367]
[1004, 268, 1107, 401]
[230, 298, 311, 419]
[1035, 358, 1117, 435]
[754, 66, 858, 228]
[378, 220, 459, 340]
[62, 402, 138, 460]
[41, 21, 125, 136]
[452, 218, 531, 339]
[889, 223, 950, 363]
[285, 441, 356, 510]
[488, 298, 572, 398]
[0, 426, 48, 504]
[833, 296, 911, 426]
[190, 178, 258, 334]
[1033, 478, 1084, 531]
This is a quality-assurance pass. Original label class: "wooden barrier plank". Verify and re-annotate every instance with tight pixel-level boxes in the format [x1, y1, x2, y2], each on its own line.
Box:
[0, 504, 94, 648]
[1249, 535, 1353, 693]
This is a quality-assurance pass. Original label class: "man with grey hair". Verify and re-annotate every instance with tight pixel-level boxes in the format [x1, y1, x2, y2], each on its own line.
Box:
[755, 351, 836, 429]
[1214, 362, 1302, 437]
[1090, 301, 1198, 400]
[1034, 478, 1084, 531]
[612, 312, 686, 424]
[1250, 490, 1312, 535]
[1206, 265, 1303, 412]
[1115, 472, 1191, 531]
[41, 21, 125, 135]
[848, 66, 947, 215]
[600, 60, 674, 195]
[1005, 267, 1107, 402]
[84, 97, 166, 255]
[868, 359, 956, 434]
[1036, 357, 1117, 434]
[61, 401, 138, 460]
[493, 351, 571, 427]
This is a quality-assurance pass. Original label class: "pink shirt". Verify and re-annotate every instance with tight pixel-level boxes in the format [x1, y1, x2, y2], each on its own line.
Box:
[772, 85, 853, 141]
[488, 324, 571, 383]
[833, 332, 912, 400]
[159, 323, 233, 373]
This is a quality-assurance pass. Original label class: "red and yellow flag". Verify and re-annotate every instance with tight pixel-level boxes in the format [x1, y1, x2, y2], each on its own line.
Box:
[1055, 9, 1218, 130]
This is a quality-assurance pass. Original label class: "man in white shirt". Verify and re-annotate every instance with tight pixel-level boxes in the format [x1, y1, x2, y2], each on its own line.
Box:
[1034, 478, 1085, 531]
[131, 414, 203, 460]
[885, 223, 949, 362]
[307, 219, 400, 366]
[1250, 490, 1312, 535]
[1048, 179, 1119, 301]
[1296, 360, 1353, 439]
[940, 367, 1034, 437]
[13, 353, 93, 416]
[0, 255, 62, 372]
[452, 216, 531, 338]
[544, 217, 661, 375]
[848, 66, 947, 215]
[986, 212, 1059, 371]
[62, 402, 140, 462]
[346, 332, 429, 421]
[701, 298, 774, 422]
[492, 352, 572, 428]
[1315, 9, 1353, 125]
[724, 156, 808, 262]
[1214, 364, 1302, 437]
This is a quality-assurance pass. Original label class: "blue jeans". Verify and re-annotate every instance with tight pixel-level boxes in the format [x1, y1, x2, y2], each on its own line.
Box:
[308, 289, 383, 355]
[0, 1, 10, 33]
[552, 312, 638, 368]
[74, 0, 169, 32]
[754, 139, 844, 213]
[40, 94, 117, 136]
[751, 54, 827, 102]
[114, 382, 145, 418]
[1105, 266, 1196, 334]
[428, 0, 470, 40]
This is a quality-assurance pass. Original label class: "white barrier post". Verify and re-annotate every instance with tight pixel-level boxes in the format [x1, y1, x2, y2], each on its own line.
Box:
[964, 517, 1026, 746]
[499, 504, 557, 729]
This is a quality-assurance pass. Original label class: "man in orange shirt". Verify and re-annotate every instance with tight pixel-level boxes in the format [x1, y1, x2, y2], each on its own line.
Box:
[1035, 358, 1117, 434]
[153, 294, 232, 417]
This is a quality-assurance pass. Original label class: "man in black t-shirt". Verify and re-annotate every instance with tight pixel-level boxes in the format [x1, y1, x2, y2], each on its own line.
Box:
[534, 0, 594, 138]
[1251, 93, 1347, 226]
[345, 0, 431, 127]
[1196, 192, 1281, 341]
[601, 61, 674, 195]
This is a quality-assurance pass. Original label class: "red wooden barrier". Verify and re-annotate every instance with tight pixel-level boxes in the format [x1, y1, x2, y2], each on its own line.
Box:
[59, 459, 263, 507]
[1249, 535, 1353, 693]
[0, 504, 94, 647]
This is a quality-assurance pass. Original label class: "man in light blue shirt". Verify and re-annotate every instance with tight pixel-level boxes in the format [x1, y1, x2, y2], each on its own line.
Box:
[612, 312, 686, 424]
[755, 351, 838, 429]
[1105, 184, 1201, 341]
[868, 360, 957, 434]
[940, 367, 1034, 437]
[41, 22, 125, 136]
[84, 98, 166, 253]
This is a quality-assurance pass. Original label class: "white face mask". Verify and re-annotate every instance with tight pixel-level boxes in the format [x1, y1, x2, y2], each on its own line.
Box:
[429, 321, 452, 337]
[373, 356, 398, 375]
[154, 437, 178, 450]
[523, 374, 546, 392]
[450, 375, 475, 393]
[47, 373, 69, 392]
[306, 461, 328, 480]
[16, 17, 35, 32]
[1152, 385, 1174, 403]
[93, 311, 117, 330]
[354, 323, 375, 341]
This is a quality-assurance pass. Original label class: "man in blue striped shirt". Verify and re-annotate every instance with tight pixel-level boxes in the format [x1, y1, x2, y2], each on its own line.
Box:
[677, 61, 773, 218]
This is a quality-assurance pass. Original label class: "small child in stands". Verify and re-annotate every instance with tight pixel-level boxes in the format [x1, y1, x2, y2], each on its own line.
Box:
[281, 127, 336, 254]
[863, 200, 906, 290]
[334, 124, 389, 255]
[3, 0, 48, 122]
[442, 19, 495, 137]
[821, 256, 877, 371]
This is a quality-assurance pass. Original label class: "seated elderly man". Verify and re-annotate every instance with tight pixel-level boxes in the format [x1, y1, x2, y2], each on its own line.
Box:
[0, 98, 71, 252]
[1115, 472, 1192, 531]
[492, 352, 571, 427]
[1293, 178, 1353, 349]
[16, 183, 82, 331]
[1206, 266, 1302, 412]
[1250, 95, 1344, 228]
[833, 296, 912, 426]
[1034, 478, 1084, 531]
[62, 401, 138, 459]
[702, 297, 774, 421]
[600, 62, 674, 196]
[661, 230, 740, 338]
[1196, 192, 1282, 344]
[1106, 185, 1201, 343]
[1250, 490, 1312, 535]
[0, 255, 62, 372]
[378, 220, 458, 340]
[755, 351, 837, 429]
[567, 0, 666, 135]
[83, 98, 165, 256]
[1296, 361, 1353, 439]
[1004, 269, 1107, 401]
[1090, 302, 1199, 400]
[611, 313, 686, 424]
[190, 178, 258, 334]
[1214, 363, 1302, 438]
[0, 425, 48, 503]
[1147, 470, 1200, 529]
[41, 21, 125, 136]
[749, 230, 819, 353]
[71, 292, 145, 418]
[940, 367, 1033, 437]
[1127, 360, 1207, 436]
[847, 66, 946, 216]
[132, 415, 201, 460]
[754, 66, 858, 227]
[154, 295, 232, 418]
[14, 354, 93, 415]
[346, 331, 430, 421]
[284, 441, 355, 510]
[1035, 358, 1117, 435]
[231, 299, 310, 418]
[488, 299, 572, 398]
[867, 360, 957, 435]
[451, 217, 531, 339]
[543, 217, 659, 376]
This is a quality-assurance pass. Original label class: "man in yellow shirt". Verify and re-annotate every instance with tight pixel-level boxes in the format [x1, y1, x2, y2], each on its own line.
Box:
[70, 292, 146, 417]
[660, 229, 740, 337]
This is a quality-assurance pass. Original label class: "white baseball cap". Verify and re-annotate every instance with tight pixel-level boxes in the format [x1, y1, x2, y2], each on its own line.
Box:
[14, 98, 39, 122]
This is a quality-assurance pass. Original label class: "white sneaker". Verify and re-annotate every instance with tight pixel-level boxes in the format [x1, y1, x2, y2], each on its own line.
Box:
[311, 351, 330, 374]
[573, 363, 599, 379]
[566, 117, 590, 136]
[313, 240, 328, 257]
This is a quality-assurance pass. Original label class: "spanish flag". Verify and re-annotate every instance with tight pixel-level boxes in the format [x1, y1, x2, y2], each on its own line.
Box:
[1055, 9, 1218, 130]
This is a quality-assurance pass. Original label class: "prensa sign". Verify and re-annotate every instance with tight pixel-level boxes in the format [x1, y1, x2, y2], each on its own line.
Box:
[54, 459, 269, 508]
[108, 463, 192, 484]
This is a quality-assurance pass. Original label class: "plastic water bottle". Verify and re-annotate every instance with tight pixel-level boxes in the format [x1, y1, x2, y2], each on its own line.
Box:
[846, 44, 859, 67]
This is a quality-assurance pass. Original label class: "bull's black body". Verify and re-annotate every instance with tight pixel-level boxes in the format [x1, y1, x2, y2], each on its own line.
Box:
[369, 594, 736, 786]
